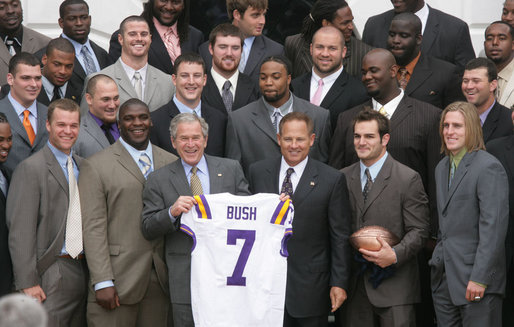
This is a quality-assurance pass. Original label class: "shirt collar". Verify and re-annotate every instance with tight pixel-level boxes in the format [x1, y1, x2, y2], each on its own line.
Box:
[61, 33, 92, 56]
[415, 2, 430, 35]
[152, 17, 178, 37]
[210, 67, 239, 93]
[42, 75, 67, 98]
[479, 100, 496, 126]
[372, 89, 404, 118]
[47, 141, 74, 166]
[280, 155, 309, 176]
[360, 152, 388, 182]
[311, 65, 344, 84]
[8, 92, 38, 116]
[263, 92, 294, 116]
[0, 27, 23, 43]
[119, 135, 153, 163]
[403, 51, 421, 75]
[449, 147, 467, 168]
[244, 36, 255, 49]
[182, 155, 208, 175]
[173, 95, 202, 115]
[120, 58, 148, 82]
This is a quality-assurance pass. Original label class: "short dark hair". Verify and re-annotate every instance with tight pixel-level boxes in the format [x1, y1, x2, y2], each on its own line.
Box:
[8, 52, 41, 76]
[209, 23, 244, 47]
[352, 107, 390, 139]
[261, 55, 292, 76]
[227, 0, 268, 21]
[485, 20, 514, 39]
[59, 0, 89, 19]
[279, 112, 314, 135]
[48, 98, 81, 123]
[141, 0, 191, 44]
[119, 15, 148, 35]
[0, 112, 9, 124]
[173, 52, 206, 74]
[300, 0, 348, 43]
[119, 98, 149, 118]
[391, 12, 422, 35]
[46, 38, 75, 56]
[465, 57, 498, 82]
[86, 74, 116, 97]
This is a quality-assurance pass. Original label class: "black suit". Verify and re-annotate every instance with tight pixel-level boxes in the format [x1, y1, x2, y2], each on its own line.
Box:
[109, 25, 204, 76]
[0, 80, 82, 105]
[248, 157, 352, 320]
[362, 5, 475, 69]
[291, 70, 369, 128]
[34, 39, 112, 93]
[201, 71, 259, 114]
[486, 135, 514, 327]
[482, 101, 513, 144]
[405, 53, 464, 109]
[0, 166, 11, 296]
[150, 100, 227, 156]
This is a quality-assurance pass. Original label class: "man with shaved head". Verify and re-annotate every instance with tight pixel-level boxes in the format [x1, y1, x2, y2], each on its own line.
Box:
[330, 48, 442, 326]
[291, 26, 368, 127]
[362, 0, 475, 69]
[386, 12, 463, 109]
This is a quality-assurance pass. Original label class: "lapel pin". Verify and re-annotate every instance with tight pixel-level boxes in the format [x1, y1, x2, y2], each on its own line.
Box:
[72, 95, 76, 100]
[310, 181, 315, 186]
[218, 173, 222, 177]
[429, 91, 436, 95]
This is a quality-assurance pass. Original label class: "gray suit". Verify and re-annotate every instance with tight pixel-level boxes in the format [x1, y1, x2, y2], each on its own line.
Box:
[141, 155, 250, 326]
[0, 26, 50, 85]
[225, 94, 331, 174]
[430, 150, 509, 326]
[7, 145, 87, 327]
[0, 96, 48, 171]
[81, 58, 175, 112]
[73, 111, 111, 158]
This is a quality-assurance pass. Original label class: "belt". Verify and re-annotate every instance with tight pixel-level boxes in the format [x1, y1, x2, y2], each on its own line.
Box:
[58, 254, 85, 260]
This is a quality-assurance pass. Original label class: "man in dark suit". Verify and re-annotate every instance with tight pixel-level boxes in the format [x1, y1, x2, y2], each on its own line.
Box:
[0, 113, 12, 297]
[199, 0, 284, 84]
[201, 23, 259, 114]
[462, 58, 513, 144]
[486, 135, 514, 327]
[109, 0, 203, 76]
[248, 112, 352, 326]
[285, 0, 373, 79]
[341, 109, 429, 326]
[362, 0, 475, 69]
[7, 99, 87, 327]
[291, 26, 368, 128]
[73, 74, 120, 158]
[151, 53, 226, 157]
[387, 12, 463, 109]
[0, 53, 48, 171]
[226, 56, 331, 174]
[0, 0, 50, 85]
[430, 101, 508, 326]
[58, 0, 112, 90]
[142, 112, 250, 327]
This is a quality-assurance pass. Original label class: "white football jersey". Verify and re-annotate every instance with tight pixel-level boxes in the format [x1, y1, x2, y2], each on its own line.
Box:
[180, 192, 294, 327]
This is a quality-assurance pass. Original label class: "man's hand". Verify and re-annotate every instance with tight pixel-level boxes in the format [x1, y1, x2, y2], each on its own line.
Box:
[465, 281, 486, 302]
[22, 285, 46, 303]
[96, 286, 120, 310]
[169, 196, 198, 217]
[279, 193, 290, 202]
[330, 286, 347, 312]
[359, 236, 397, 268]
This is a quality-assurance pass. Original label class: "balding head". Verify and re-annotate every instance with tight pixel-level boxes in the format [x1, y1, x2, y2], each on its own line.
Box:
[361, 49, 400, 102]
[312, 26, 345, 48]
[311, 26, 347, 78]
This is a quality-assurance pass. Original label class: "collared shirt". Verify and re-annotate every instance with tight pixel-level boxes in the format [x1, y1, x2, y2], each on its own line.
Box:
[211, 67, 239, 99]
[120, 58, 148, 100]
[61, 33, 101, 73]
[360, 152, 388, 191]
[310, 65, 344, 104]
[8, 92, 38, 134]
[42, 76, 68, 101]
[498, 58, 514, 101]
[1, 27, 23, 54]
[415, 2, 430, 35]
[263, 93, 294, 120]
[240, 37, 255, 70]
[278, 156, 308, 194]
[173, 95, 202, 116]
[89, 111, 120, 140]
[47, 141, 80, 256]
[372, 89, 404, 118]
[449, 147, 467, 170]
[119, 136, 154, 174]
[479, 100, 495, 126]
[152, 17, 181, 62]
[398, 52, 421, 85]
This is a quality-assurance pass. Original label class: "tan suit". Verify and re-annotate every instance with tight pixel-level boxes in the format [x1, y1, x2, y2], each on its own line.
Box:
[79, 141, 177, 326]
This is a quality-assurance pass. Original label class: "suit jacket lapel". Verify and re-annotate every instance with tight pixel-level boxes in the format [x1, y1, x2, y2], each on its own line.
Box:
[44, 146, 69, 196]
[233, 74, 254, 109]
[292, 158, 318, 206]
[113, 59, 138, 98]
[321, 71, 349, 109]
[206, 155, 223, 193]
[482, 103, 500, 142]
[144, 68, 158, 104]
[205, 73, 225, 110]
[362, 155, 392, 215]
[149, 26, 173, 72]
[2, 98, 32, 146]
[33, 103, 48, 149]
[348, 163, 365, 219]
[113, 141, 146, 184]
[443, 152, 472, 211]
[405, 54, 432, 96]
[73, 56, 86, 81]
[250, 99, 277, 143]
[168, 159, 192, 196]
[82, 113, 110, 148]
[293, 74, 311, 102]
[390, 95, 413, 130]
[420, 5, 438, 54]
[245, 36, 265, 77]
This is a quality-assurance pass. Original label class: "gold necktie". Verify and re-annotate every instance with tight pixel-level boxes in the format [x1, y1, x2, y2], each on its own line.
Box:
[190, 166, 203, 195]
[379, 106, 388, 118]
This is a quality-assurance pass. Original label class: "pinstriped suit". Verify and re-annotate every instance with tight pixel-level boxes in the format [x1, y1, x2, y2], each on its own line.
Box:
[284, 34, 374, 79]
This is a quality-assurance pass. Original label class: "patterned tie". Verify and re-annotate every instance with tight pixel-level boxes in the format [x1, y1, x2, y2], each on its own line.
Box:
[280, 168, 295, 197]
[449, 160, 456, 188]
[163, 27, 181, 63]
[311, 78, 324, 106]
[51, 85, 61, 102]
[22, 110, 35, 146]
[363, 168, 373, 202]
[378, 106, 388, 118]
[272, 109, 282, 133]
[222, 80, 234, 112]
[4, 37, 19, 56]
[134, 71, 143, 100]
[139, 153, 152, 179]
[81, 45, 97, 76]
[65, 156, 83, 258]
[398, 67, 409, 90]
[100, 124, 115, 144]
[190, 166, 204, 195]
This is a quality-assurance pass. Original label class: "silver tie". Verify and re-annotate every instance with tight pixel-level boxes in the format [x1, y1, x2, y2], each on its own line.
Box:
[65, 156, 83, 258]
[272, 109, 282, 133]
[81, 45, 97, 75]
[134, 71, 143, 100]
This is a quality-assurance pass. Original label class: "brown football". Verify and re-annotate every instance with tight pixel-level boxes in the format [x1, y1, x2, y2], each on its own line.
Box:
[349, 225, 400, 251]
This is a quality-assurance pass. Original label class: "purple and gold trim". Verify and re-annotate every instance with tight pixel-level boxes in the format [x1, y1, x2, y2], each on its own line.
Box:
[194, 195, 212, 219]
[270, 199, 291, 225]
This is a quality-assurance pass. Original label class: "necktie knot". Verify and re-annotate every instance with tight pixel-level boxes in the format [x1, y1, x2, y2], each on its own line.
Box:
[378, 106, 388, 118]
[286, 167, 294, 177]
[398, 67, 409, 90]
[223, 80, 231, 91]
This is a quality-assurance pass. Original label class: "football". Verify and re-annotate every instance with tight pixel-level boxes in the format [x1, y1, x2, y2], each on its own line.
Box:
[349, 225, 400, 251]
